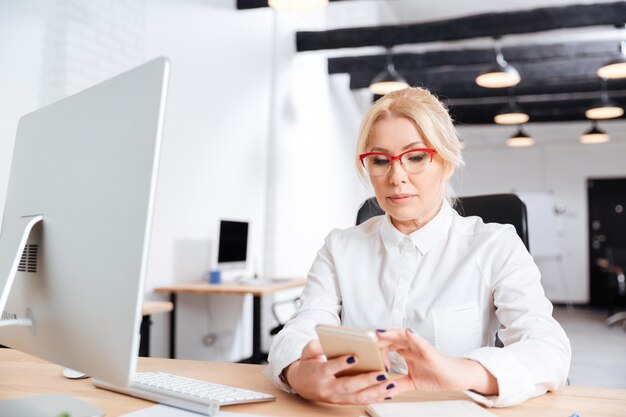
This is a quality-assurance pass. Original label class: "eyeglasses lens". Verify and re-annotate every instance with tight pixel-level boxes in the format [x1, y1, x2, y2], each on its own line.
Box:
[363, 150, 431, 176]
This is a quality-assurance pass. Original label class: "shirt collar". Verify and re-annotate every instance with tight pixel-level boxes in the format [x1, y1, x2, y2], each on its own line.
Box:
[379, 200, 453, 256]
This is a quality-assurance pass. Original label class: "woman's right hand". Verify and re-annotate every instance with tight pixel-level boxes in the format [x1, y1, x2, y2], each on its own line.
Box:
[284, 339, 396, 404]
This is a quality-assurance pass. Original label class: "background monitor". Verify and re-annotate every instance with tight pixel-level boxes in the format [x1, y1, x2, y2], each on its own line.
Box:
[0, 57, 169, 388]
[217, 220, 249, 274]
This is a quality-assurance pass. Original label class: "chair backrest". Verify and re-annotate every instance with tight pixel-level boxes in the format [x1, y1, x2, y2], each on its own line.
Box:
[356, 193, 530, 251]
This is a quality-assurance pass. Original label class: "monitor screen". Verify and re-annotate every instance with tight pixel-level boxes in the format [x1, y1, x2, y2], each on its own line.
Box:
[0, 57, 169, 388]
[217, 220, 248, 264]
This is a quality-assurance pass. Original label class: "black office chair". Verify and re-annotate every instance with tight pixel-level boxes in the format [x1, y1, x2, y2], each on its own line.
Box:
[356, 193, 530, 251]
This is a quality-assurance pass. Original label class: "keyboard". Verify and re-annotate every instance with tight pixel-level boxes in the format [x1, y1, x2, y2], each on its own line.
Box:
[94, 371, 275, 416]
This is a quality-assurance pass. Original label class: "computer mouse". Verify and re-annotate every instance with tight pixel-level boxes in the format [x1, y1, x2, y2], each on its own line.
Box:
[62, 368, 89, 379]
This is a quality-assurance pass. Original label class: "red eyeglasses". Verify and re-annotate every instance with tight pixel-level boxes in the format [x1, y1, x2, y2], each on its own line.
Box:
[359, 148, 437, 176]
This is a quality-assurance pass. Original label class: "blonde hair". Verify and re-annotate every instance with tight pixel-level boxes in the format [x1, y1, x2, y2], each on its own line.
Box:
[355, 87, 464, 203]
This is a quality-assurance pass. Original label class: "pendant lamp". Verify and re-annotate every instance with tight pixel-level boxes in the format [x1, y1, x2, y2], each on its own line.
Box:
[476, 38, 521, 89]
[506, 126, 534, 147]
[597, 23, 626, 79]
[494, 95, 529, 125]
[369, 48, 409, 95]
[580, 121, 610, 144]
[585, 79, 624, 120]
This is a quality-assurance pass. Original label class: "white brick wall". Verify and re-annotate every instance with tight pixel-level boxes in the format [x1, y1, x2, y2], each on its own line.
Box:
[41, 0, 146, 105]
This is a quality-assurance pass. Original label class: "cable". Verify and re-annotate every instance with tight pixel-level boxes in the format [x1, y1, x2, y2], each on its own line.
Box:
[0, 318, 33, 328]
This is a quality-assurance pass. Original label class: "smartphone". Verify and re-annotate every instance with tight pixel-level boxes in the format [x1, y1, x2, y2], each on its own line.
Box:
[316, 324, 385, 377]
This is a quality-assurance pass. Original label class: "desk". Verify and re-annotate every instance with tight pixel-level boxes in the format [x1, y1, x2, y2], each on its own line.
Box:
[139, 301, 174, 357]
[154, 278, 306, 363]
[2, 349, 626, 417]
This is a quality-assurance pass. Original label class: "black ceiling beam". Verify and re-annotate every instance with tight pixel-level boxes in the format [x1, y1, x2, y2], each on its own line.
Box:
[445, 91, 626, 124]
[449, 95, 626, 124]
[297, 2, 626, 51]
[345, 56, 621, 92]
[236, 0, 348, 10]
[328, 41, 619, 75]
[435, 79, 626, 101]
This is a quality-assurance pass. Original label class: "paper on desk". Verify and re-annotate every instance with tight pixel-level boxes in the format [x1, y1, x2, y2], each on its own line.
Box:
[365, 400, 496, 417]
[121, 404, 272, 417]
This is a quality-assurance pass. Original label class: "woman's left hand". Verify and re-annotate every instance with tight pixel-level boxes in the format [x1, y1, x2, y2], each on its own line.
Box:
[377, 329, 498, 396]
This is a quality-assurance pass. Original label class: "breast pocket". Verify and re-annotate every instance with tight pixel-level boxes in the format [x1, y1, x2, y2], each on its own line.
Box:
[433, 304, 483, 356]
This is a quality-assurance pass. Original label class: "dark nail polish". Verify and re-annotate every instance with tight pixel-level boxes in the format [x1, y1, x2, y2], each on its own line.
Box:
[384, 396, 392, 400]
[385, 365, 389, 372]
[346, 356, 355, 364]
[406, 328, 414, 333]
[376, 374, 387, 381]
[376, 329, 386, 332]
[386, 383, 395, 390]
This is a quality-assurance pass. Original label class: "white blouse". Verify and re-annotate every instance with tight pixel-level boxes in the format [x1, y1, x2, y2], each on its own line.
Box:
[264, 201, 571, 407]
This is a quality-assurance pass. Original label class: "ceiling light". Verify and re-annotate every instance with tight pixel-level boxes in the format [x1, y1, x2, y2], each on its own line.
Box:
[494, 97, 529, 125]
[580, 121, 610, 144]
[268, 0, 329, 12]
[585, 79, 624, 120]
[476, 38, 521, 89]
[506, 126, 534, 147]
[597, 23, 626, 79]
[369, 48, 409, 95]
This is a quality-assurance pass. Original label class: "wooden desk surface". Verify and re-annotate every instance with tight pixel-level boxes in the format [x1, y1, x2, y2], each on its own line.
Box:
[154, 278, 307, 296]
[1, 349, 625, 417]
[141, 301, 173, 316]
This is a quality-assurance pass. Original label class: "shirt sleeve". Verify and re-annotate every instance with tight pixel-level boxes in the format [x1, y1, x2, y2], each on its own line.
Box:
[461, 226, 571, 407]
[264, 231, 343, 391]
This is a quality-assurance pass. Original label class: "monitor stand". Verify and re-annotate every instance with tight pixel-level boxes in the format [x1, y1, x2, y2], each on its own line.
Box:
[0, 214, 43, 322]
[0, 217, 103, 416]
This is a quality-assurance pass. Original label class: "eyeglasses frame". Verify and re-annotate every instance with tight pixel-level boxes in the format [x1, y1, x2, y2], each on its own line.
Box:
[359, 148, 438, 176]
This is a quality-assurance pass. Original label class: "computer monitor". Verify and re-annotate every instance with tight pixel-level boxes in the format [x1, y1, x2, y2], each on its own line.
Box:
[216, 220, 249, 277]
[0, 57, 169, 389]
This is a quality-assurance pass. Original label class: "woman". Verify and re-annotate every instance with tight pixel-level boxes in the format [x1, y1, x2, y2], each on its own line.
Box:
[264, 87, 571, 407]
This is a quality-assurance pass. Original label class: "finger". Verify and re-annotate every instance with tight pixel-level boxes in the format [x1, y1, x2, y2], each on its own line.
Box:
[324, 353, 359, 376]
[379, 328, 431, 355]
[346, 378, 399, 405]
[382, 374, 416, 395]
[380, 345, 391, 372]
[377, 329, 413, 351]
[334, 370, 389, 394]
[403, 329, 437, 357]
[301, 339, 325, 360]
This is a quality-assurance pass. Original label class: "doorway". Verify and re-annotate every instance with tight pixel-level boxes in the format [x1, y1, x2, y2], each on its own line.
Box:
[587, 177, 626, 309]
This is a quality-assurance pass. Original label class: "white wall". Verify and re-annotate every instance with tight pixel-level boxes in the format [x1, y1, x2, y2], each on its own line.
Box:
[142, 0, 274, 360]
[0, 1, 48, 231]
[458, 121, 626, 303]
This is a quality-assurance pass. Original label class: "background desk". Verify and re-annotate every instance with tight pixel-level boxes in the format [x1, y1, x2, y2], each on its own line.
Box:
[139, 301, 173, 357]
[154, 278, 306, 363]
[2, 349, 626, 417]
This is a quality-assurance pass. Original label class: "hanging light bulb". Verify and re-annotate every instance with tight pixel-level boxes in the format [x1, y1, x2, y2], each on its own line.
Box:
[506, 126, 534, 147]
[369, 48, 409, 95]
[597, 23, 626, 79]
[585, 79, 624, 120]
[476, 38, 521, 89]
[268, 0, 329, 12]
[580, 121, 610, 144]
[494, 94, 529, 124]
